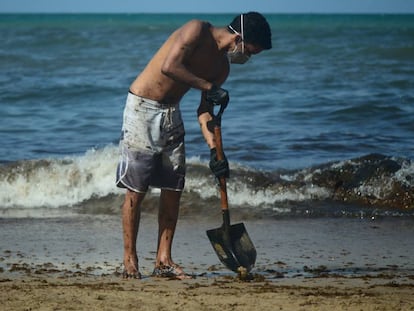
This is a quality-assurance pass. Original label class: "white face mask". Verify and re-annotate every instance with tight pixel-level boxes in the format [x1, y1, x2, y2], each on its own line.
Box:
[227, 15, 250, 64]
[227, 42, 250, 64]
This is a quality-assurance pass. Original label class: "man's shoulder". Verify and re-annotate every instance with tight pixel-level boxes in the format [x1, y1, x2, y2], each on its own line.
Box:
[184, 19, 211, 27]
[180, 19, 212, 34]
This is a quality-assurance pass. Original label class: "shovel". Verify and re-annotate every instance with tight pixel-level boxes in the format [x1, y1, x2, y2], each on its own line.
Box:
[206, 107, 256, 273]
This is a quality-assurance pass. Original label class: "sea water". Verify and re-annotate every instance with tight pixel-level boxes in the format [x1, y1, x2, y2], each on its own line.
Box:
[0, 14, 413, 217]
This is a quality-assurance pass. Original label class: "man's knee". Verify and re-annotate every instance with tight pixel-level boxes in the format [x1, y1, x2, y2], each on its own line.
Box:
[124, 189, 145, 208]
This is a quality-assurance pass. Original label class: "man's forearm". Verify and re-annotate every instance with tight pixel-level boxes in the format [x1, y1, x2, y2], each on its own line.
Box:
[198, 112, 216, 149]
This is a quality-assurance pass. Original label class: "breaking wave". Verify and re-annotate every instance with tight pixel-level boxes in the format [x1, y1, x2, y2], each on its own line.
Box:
[0, 146, 412, 218]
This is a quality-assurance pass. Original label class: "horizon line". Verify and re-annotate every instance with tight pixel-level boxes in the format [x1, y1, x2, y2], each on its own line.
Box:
[1, 11, 413, 15]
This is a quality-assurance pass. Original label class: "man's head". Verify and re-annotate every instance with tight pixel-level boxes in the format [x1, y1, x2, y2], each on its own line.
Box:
[228, 12, 272, 51]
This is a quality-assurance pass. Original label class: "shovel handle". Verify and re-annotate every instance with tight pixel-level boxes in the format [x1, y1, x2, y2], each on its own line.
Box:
[214, 125, 229, 212]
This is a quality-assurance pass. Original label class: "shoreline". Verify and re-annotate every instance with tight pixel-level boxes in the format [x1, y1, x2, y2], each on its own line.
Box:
[1, 214, 414, 309]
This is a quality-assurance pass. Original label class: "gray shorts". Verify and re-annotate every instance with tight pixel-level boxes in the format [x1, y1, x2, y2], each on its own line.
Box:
[116, 92, 186, 193]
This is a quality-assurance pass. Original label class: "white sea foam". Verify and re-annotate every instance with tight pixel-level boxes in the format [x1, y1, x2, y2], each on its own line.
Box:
[0, 145, 122, 209]
[188, 174, 332, 208]
[0, 146, 410, 212]
[393, 160, 414, 187]
[227, 182, 331, 207]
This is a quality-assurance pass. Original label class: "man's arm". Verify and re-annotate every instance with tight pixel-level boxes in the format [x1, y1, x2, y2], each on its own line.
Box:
[198, 91, 230, 179]
[198, 92, 216, 148]
[198, 86, 228, 149]
[161, 20, 213, 92]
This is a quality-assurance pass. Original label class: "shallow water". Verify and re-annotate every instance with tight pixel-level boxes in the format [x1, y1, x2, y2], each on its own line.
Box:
[1, 215, 413, 279]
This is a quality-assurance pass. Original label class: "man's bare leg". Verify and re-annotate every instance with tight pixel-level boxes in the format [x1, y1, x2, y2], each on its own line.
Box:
[155, 189, 190, 279]
[122, 189, 146, 278]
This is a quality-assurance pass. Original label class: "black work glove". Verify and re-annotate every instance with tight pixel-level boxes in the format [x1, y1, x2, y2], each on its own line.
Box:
[209, 148, 230, 179]
[205, 85, 229, 107]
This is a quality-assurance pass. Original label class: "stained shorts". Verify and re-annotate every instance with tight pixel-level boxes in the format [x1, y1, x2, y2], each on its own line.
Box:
[116, 92, 186, 193]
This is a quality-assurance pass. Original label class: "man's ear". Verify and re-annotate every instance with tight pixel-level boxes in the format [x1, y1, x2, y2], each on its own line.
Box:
[235, 35, 243, 44]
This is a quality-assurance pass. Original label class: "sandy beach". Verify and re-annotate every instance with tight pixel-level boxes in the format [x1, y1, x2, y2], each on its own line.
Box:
[1, 272, 413, 311]
[1, 213, 414, 310]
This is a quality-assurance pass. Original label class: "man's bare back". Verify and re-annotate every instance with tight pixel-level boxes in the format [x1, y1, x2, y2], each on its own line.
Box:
[129, 20, 230, 105]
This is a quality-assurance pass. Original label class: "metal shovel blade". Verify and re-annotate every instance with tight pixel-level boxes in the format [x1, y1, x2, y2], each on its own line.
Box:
[207, 222, 256, 272]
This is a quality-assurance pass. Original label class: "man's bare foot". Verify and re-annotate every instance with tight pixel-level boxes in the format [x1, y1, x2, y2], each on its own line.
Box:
[152, 263, 193, 280]
[123, 255, 141, 279]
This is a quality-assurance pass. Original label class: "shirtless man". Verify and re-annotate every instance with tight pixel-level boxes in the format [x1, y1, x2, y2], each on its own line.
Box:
[116, 12, 272, 279]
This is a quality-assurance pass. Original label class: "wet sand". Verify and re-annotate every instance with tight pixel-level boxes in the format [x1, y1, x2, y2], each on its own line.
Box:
[1, 214, 414, 310]
[1, 272, 414, 311]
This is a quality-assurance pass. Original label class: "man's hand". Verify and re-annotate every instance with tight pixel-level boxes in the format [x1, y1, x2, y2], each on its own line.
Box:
[209, 148, 230, 178]
[205, 85, 229, 106]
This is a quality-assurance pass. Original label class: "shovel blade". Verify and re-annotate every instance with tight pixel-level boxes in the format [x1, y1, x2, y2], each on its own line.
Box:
[207, 222, 256, 272]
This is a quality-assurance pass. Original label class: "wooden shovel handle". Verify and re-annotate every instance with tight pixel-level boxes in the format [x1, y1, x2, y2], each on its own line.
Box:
[214, 125, 229, 211]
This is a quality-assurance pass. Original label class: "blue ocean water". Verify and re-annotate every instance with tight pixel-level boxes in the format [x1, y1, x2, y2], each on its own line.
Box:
[0, 14, 413, 215]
